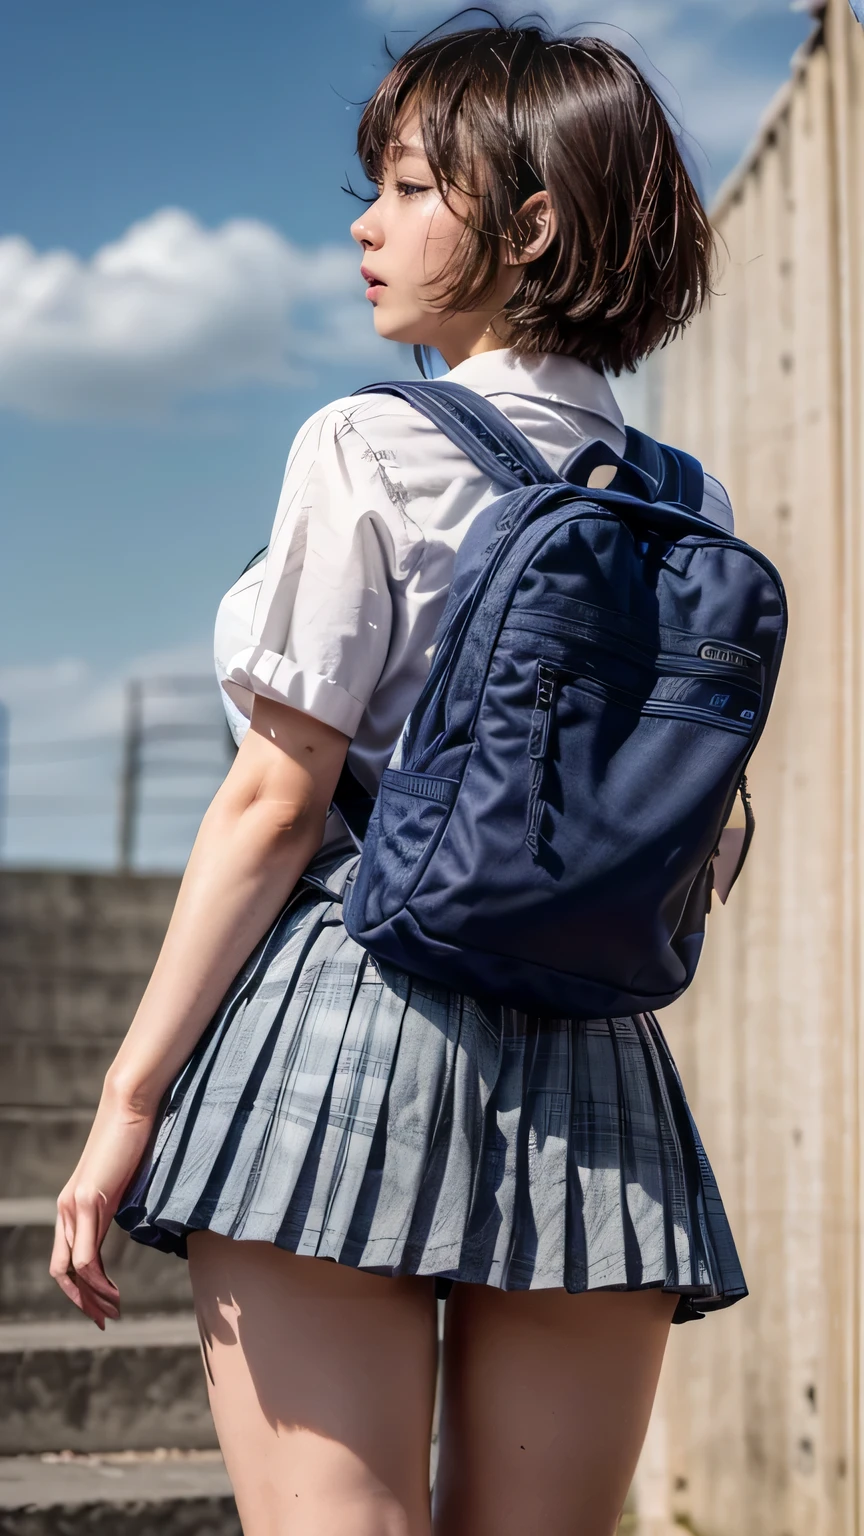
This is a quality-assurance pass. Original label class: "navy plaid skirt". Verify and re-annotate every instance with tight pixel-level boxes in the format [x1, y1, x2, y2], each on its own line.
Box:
[116, 840, 747, 1324]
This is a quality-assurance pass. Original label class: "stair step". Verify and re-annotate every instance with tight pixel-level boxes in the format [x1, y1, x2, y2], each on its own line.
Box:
[0, 870, 178, 974]
[0, 1315, 215, 1455]
[0, 1108, 98, 1197]
[0, 1451, 238, 1536]
[1, 1037, 131, 1108]
[1, 971, 153, 1041]
[0, 1201, 193, 1319]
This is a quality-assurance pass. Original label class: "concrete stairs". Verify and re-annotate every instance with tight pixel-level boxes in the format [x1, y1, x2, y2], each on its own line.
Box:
[0, 1312, 215, 1456]
[0, 1201, 193, 1321]
[0, 867, 241, 1534]
[0, 869, 453, 1535]
[0, 1451, 235, 1536]
[0, 1201, 239, 1533]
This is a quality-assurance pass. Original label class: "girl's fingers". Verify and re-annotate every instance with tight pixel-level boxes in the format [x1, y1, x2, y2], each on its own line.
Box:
[72, 1204, 120, 1318]
[69, 1279, 110, 1328]
[50, 1210, 93, 1319]
[74, 1197, 121, 1309]
[51, 1201, 120, 1329]
[49, 1209, 71, 1282]
[69, 1196, 99, 1273]
[73, 1248, 121, 1305]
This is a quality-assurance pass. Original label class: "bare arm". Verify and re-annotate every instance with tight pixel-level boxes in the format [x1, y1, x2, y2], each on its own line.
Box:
[51, 695, 350, 1325]
[107, 696, 350, 1109]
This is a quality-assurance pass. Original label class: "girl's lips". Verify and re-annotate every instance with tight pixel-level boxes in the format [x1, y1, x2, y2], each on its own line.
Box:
[361, 267, 386, 301]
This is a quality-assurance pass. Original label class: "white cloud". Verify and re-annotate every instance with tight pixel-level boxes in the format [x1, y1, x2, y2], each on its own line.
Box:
[0, 209, 384, 421]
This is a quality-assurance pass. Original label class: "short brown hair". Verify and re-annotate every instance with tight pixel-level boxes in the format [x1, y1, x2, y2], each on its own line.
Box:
[357, 21, 715, 375]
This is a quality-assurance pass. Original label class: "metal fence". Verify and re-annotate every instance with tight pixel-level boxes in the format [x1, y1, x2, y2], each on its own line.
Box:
[632, 1, 864, 1531]
[0, 677, 234, 872]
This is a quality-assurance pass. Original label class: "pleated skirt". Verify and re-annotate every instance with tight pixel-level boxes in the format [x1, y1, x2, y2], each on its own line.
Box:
[116, 839, 747, 1324]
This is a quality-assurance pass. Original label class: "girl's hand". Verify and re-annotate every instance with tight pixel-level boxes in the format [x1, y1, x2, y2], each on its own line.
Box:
[50, 1089, 157, 1329]
[49, 700, 349, 1330]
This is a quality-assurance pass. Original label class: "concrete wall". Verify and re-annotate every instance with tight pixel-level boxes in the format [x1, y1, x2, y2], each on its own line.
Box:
[633, 3, 864, 1531]
[0, 868, 180, 1195]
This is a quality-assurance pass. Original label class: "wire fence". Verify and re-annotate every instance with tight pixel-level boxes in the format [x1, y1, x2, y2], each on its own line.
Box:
[0, 676, 236, 869]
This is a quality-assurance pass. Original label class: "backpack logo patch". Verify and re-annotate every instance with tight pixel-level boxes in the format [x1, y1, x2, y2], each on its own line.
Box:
[709, 693, 731, 711]
[699, 641, 759, 671]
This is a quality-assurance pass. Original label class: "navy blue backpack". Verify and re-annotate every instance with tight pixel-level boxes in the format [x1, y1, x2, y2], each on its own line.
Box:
[336, 379, 787, 1019]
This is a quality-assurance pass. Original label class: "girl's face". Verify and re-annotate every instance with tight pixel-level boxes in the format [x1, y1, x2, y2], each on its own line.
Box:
[350, 113, 529, 368]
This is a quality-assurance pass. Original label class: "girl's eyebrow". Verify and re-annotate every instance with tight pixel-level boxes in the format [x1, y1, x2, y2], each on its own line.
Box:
[387, 137, 426, 161]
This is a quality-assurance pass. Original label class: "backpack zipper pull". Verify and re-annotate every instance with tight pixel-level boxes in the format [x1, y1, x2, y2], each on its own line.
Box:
[530, 665, 558, 759]
[527, 666, 559, 858]
[537, 666, 556, 709]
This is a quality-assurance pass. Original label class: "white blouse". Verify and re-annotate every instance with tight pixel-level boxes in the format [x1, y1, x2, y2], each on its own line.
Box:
[215, 348, 733, 845]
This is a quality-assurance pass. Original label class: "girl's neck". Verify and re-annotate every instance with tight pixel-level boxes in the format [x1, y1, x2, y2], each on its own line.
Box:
[439, 323, 514, 371]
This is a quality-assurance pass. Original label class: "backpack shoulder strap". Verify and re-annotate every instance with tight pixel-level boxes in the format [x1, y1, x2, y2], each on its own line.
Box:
[355, 379, 707, 512]
[352, 379, 561, 490]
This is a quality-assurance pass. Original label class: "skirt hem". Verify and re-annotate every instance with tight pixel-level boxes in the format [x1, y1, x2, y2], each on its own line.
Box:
[115, 1207, 748, 1325]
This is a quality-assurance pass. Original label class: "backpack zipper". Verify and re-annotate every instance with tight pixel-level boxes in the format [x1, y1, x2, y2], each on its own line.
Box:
[525, 661, 752, 861]
[509, 610, 763, 684]
[538, 662, 755, 731]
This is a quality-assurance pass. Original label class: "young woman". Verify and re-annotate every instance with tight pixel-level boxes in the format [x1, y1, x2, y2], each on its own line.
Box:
[51, 21, 746, 1536]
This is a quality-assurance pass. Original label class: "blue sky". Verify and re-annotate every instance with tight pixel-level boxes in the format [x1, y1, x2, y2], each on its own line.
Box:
[0, 0, 815, 868]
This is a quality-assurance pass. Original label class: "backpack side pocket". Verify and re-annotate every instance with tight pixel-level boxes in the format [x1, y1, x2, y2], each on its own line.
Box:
[363, 769, 459, 926]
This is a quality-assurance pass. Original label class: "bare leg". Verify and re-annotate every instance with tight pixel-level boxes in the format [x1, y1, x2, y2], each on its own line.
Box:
[432, 1284, 677, 1536]
[188, 1232, 438, 1536]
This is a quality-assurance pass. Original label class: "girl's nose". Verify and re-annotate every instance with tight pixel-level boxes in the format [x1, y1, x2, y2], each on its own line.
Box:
[351, 207, 383, 250]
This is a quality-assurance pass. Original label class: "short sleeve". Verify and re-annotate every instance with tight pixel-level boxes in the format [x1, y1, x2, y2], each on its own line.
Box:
[220, 404, 411, 737]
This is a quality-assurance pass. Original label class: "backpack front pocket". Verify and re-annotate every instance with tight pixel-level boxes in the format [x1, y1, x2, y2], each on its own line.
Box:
[526, 658, 760, 861]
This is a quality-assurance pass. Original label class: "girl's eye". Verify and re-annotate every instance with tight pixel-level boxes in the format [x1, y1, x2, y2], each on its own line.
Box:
[396, 181, 430, 198]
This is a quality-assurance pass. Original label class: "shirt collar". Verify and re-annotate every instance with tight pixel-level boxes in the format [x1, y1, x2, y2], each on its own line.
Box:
[443, 348, 625, 436]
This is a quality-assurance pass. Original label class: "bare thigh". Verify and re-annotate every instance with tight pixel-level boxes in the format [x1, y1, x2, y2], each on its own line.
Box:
[432, 1284, 677, 1536]
[188, 1232, 438, 1536]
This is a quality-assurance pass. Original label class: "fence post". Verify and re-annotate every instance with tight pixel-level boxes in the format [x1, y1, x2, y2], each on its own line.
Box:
[117, 680, 143, 872]
[0, 701, 8, 862]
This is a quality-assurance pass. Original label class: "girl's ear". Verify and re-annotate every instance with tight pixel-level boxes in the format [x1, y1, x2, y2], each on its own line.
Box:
[503, 191, 558, 268]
